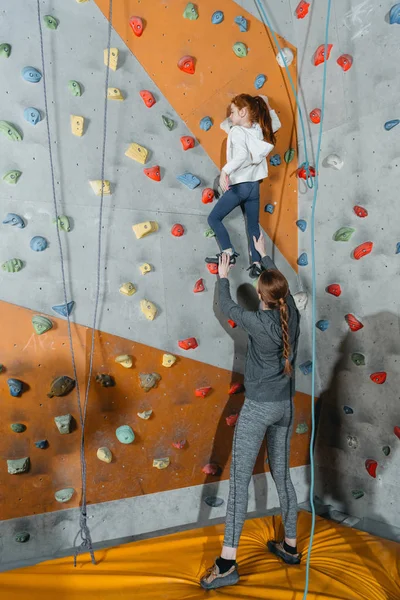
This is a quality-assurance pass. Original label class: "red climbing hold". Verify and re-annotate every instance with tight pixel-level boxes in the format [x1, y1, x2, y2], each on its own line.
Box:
[353, 205, 368, 218]
[139, 90, 156, 108]
[178, 337, 198, 350]
[313, 44, 333, 66]
[180, 136, 195, 151]
[178, 55, 196, 75]
[309, 108, 321, 124]
[172, 439, 186, 449]
[207, 263, 218, 275]
[370, 372, 387, 385]
[144, 165, 161, 181]
[365, 459, 378, 478]
[394, 426, 400, 440]
[202, 463, 220, 476]
[195, 386, 212, 398]
[337, 54, 353, 72]
[353, 241, 373, 260]
[229, 382, 245, 395]
[297, 165, 316, 179]
[129, 16, 144, 37]
[345, 314, 364, 332]
[295, 0, 310, 19]
[193, 278, 205, 293]
[202, 188, 215, 204]
[171, 223, 184, 237]
[227, 319, 237, 328]
[226, 414, 239, 427]
[326, 283, 342, 297]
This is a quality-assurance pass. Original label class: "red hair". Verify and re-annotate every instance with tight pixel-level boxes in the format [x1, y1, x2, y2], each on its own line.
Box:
[231, 94, 276, 145]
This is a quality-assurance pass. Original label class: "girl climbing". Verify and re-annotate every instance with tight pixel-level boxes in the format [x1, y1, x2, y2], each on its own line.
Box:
[201, 233, 301, 591]
[205, 94, 281, 279]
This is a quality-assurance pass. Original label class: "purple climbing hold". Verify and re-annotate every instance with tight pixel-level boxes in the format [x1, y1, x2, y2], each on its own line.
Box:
[343, 406, 354, 415]
[264, 204, 274, 214]
[296, 219, 307, 232]
[297, 252, 308, 267]
[270, 154, 281, 166]
[384, 119, 399, 131]
[299, 360, 313, 375]
[316, 319, 330, 331]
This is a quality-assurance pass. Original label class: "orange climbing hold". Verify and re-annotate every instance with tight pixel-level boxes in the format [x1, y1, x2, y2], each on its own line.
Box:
[353, 205, 368, 218]
[139, 90, 156, 108]
[129, 16, 144, 37]
[227, 319, 237, 328]
[180, 136, 195, 151]
[370, 372, 387, 385]
[309, 108, 321, 124]
[394, 426, 400, 440]
[229, 382, 245, 395]
[171, 223, 184, 237]
[313, 44, 333, 66]
[353, 241, 373, 260]
[345, 314, 364, 332]
[206, 263, 218, 275]
[297, 165, 315, 179]
[178, 337, 198, 350]
[172, 440, 186, 449]
[202, 463, 220, 476]
[177, 55, 196, 75]
[295, 1, 310, 19]
[195, 387, 212, 398]
[365, 459, 378, 478]
[193, 278, 205, 293]
[337, 54, 353, 72]
[144, 166, 161, 181]
[226, 414, 239, 427]
[202, 188, 215, 204]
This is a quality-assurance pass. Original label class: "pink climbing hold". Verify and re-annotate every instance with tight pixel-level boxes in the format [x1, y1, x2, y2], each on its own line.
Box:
[171, 223, 184, 237]
[129, 16, 144, 37]
[345, 314, 364, 332]
[337, 54, 353, 72]
[313, 44, 333, 66]
[309, 108, 321, 124]
[326, 283, 342, 297]
[353, 205, 368, 218]
[202, 463, 220, 476]
[178, 55, 196, 75]
[139, 90, 156, 108]
[202, 188, 215, 204]
[227, 319, 237, 328]
[353, 241, 373, 260]
[180, 136, 195, 151]
[195, 386, 212, 398]
[193, 278, 205, 293]
[178, 337, 198, 350]
[365, 459, 378, 478]
[172, 439, 186, 449]
[370, 372, 387, 385]
[295, 0, 310, 19]
[226, 414, 239, 427]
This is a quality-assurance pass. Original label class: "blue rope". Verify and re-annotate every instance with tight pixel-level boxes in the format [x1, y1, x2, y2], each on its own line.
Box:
[254, 1, 332, 598]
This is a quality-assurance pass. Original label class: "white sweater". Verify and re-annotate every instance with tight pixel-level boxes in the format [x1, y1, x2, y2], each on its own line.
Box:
[220, 101, 281, 185]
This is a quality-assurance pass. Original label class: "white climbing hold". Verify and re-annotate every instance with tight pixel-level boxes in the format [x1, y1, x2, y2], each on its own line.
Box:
[70, 115, 84, 137]
[153, 457, 170, 470]
[107, 87, 124, 100]
[293, 291, 308, 311]
[104, 48, 119, 71]
[89, 180, 111, 195]
[97, 447, 113, 463]
[115, 354, 133, 368]
[137, 410, 153, 420]
[162, 353, 176, 367]
[119, 282, 136, 296]
[141, 299, 157, 321]
[326, 153, 344, 170]
[276, 47, 294, 67]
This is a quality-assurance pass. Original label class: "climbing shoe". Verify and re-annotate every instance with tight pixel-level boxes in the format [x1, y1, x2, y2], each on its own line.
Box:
[200, 559, 240, 590]
[205, 252, 238, 265]
[247, 262, 263, 279]
[267, 540, 302, 565]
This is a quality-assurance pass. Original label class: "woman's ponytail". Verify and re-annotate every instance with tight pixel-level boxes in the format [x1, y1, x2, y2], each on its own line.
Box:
[279, 298, 292, 376]
[255, 96, 276, 146]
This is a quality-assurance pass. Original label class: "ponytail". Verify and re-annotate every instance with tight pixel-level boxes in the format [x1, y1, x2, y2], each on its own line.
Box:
[255, 96, 276, 146]
[279, 298, 293, 376]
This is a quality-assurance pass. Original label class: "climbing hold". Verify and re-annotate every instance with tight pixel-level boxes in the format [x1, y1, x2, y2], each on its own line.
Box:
[352, 490, 364, 499]
[143, 166, 161, 182]
[234, 16, 248, 32]
[177, 173, 201, 189]
[35, 440, 48, 449]
[394, 426, 400, 440]
[351, 353, 365, 366]
[226, 414, 239, 427]
[54, 414, 73, 434]
[207, 263, 218, 274]
[178, 55, 196, 74]
[202, 188, 215, 204]
[153, 457, 170, 470]
[296, 219, 307, 232]
[211, 11, 224, 24]
[254, 74, 266, 90]
[52, 301, 75, 318]
[202, 463, 220, 476]
[7, 458, 30, 475]
[297, 252, 308, 267]
[382, 446, 391, 457]
[284, 148, 295, 164]
[204, 227, 216, 238]
[297, 164, 315, 179]
[171, 223, 185, 237]
[137, 410, 153, 420]
[326, 154, 344, 170]
[2, 259, 23, 273]
[0, 43, 11, 58]
[140, 299, 157, 321]
[55, 488, 75, 504]
[129, 16, 144, 37]
[296, 422, 309, 434]
[139, 263, 152, 275]
[104, 48, 119, 71]
[107, 87, 124, 100]
[309, 108, 321, 124]
[276, 48, 294, 67]
[139, 90, 156, 108]
[115, 355, 133, 368]
[384, 119, 400, 131]
[68, 80, 82, 96]
[162, 353, 176, 367]
[396, 242, 400, 254]
[116, 425, 135, 444]
[333, 227, 355, 242]
[389, 3, 400, 23]
[162, 116, 175, 132]
[56, 215, 71, 232]
[2, 213, 25, 228]
[3, 170, 22, 184]
[172, 440, 186, 449]
[264, 204, 274, 214]
[200, 116, 213, 131]
[132, 220, 159, 238]
[30, 236, 48, 252]
[345, 314, 364, 332]
[24, 108, 41, 126]
[139, 372, 161, 392]
[178, 337, 198, 350]
[97, 447, 112, 463]
[125, 143, 148, 164]
[89, 180, 111, 196]
[365, 459, 377, 478]
[233, 42, 247, 58]
[70, 115, 84, 137]
[316, 320, 330, 331]
[96, 374, 115, 387]
[180, 136, 195, 151]
[15, 532, 30, 543]
[204, 496, 224, 507]
[183, 2, 198, 19]
[370, 372, 387, 385]
[47, 376, 75, 398]
[299, 360, 313, 375]
[44, 15, 58, 29]
[270, 154, 281, 166]
[11, 423, 27, 433]
[337, 54, 353, 72]
[0, 121, 22, 142]
[119, 282, 136, 296]
[229, 382, 245, 395]
[326, 283, 342, 297]
[353, 205, 368, 218]
[195, 387, 212, 398]
[193, 278, 205, 293]
[22, 66, 42, 83]
[313, 44, 333, 66]
[353, 241, 373, 260]
[228, 319, 237, 328]
[343, 406, 354, 415]
[295, 1, 310, 18]
[7, 379, 24, 397]
[347, 435, 358, 449]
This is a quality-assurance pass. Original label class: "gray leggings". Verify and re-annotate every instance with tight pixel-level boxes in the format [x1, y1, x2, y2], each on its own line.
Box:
[224, 397, 298, 548]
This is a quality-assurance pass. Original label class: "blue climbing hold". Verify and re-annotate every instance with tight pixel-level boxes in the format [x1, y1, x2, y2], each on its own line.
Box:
[299, 360, 313, 375]
[200, 116, 213, 131]
[30, 236, 48, 252]
[211, 10, 224, 24]
[21, 66, 42, 83]
[35, 440, 48, 449]
[297, 252, 308, 267]
[316, 319, 330, 331]
[343, 406, 354, 415]
[254, 74, 266, 90]
[389, 3, 400, 24]
[296, 219, 307, 232]
[384, 119, 399, 131]
[270, 154, 281, 166]
[52, 301, 75, 317]
[396, 242, 400, 254]
[176, 173, 201, 189]
[264, 204, 274, 214]
[8, 378, 24, 397]
[24, 108, 41, 126]
[2, 213, 25, 228]
[234, 15, 248, 32]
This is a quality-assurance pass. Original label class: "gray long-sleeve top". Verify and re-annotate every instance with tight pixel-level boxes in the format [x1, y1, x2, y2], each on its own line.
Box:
[218, 256, 300, 403]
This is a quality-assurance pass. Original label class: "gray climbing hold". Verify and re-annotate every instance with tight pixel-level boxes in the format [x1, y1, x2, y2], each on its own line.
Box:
[200, 116, 213, 131]
[44, 15, 59, 29]
[351, 490, 364, 500]
[139, 372, 161, 392]
[11, 423, 26, 433]
[233, 42, 247, 58]
[55, 488, 75, 503]
[0, 43, 11, 58]
[347, 434, 358, 449]
[211, 10, 224, 24]
[35, 440, 48, 449]
[7, 378, 24, 397]
[382, 446, 391, 457]
[68, 80, 82, 97]
[0, 121, 23, 142]
[47, 376, 75, 398]
[234, 15, 248, 32]
[351, 352, 365, 366]
[15, 532, 30, 543]
[296, 423, 308, 434]
[3, 170, 22, 184]
[24, 108, 41, 126]
[176, 173, 201, 189]
[254, 74, 266, 89]
[162, 115, 175, 130]
[32, 315, 53, 335]
[343, 406, 354, 415]
[54, 414, 73, 434]
[52, 301, 75, 317]
[299, 360, 313, 375]
[22, 66, 42, 83]
[2, 213, 25, 228]
[7, 457, 30, 474]
[30, 236, 48, 252]
[296, 219, 307, 232]
[116, 425, 135, 444]
[204, 496, 224, 507]
[96, 373, 115, 387]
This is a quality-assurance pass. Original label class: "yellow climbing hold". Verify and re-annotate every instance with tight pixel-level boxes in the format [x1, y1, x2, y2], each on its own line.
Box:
[153, 457, 170, 470]
[162, 353, 177, 368]
[132, 221, 159, 239]
[125, 142, 149, 165]
[119, 282, 136, 296]
[141, 299, 157, 321]
[107, 87, 124, 100]
[115, 354, 133, 368]
[137, 410, 153, 420]
[104, 48, 119, 71]
[97, 447, 112, 463]
[76, 0, 89, 3]
[90, 180, 111, 196]
[139, 263, 152, 275]
[70, 115, 84, 137]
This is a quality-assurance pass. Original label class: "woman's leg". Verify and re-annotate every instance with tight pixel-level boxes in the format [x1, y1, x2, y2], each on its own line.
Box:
[242, 182, 261, 263]
[207, 185, 242, 254]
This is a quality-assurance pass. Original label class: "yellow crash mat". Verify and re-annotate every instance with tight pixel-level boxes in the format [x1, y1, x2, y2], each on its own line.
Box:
[1, 512, 399, 599]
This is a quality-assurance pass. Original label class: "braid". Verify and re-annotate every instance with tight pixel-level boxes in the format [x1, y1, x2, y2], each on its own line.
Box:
[279, 298, 292, 376]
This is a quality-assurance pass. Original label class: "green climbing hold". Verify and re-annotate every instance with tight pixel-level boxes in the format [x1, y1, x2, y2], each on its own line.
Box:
[15, 532, 30, 543]
[233, 42, 247, 58]
[44, 15, 59, 30]
[162, 115, 175, 131]
[11, 423, 27, 433]
[2, 259, 23, 273]
[3, 170, 22, 184]
[284, 148, 295, 164]
[116, 425, 135, 444]
[204, 227, 216, 238]
[32, 315, 53, 335]
[55, 215, 71, 232]
[0, 121, 23, 142]
[183, 2, 198, 19]
[333, 227, 355, 242]
[68, 80, 82, 97]
[296, 422, 308, 434]
[351, 490, 364, 500]
[0, 43, 11, 58]
[351, 352, 365, 366]
[382, 446, 391, 456]
[55, 488, 75, 503]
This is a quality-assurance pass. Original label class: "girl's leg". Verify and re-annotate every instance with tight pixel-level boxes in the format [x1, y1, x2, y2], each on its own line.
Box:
[207, 185, 241, 255]
[242, 182, 261, 263]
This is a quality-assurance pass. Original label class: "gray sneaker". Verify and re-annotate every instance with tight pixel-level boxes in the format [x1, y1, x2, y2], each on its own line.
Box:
[200, 559, 240, 590]
[267, 540, 301, 565]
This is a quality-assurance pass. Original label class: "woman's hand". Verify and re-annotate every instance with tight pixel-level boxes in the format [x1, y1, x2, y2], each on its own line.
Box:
[253, 233, 267, 258]
[218, 252, 231, 279]
[219, 170, 230, 193]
